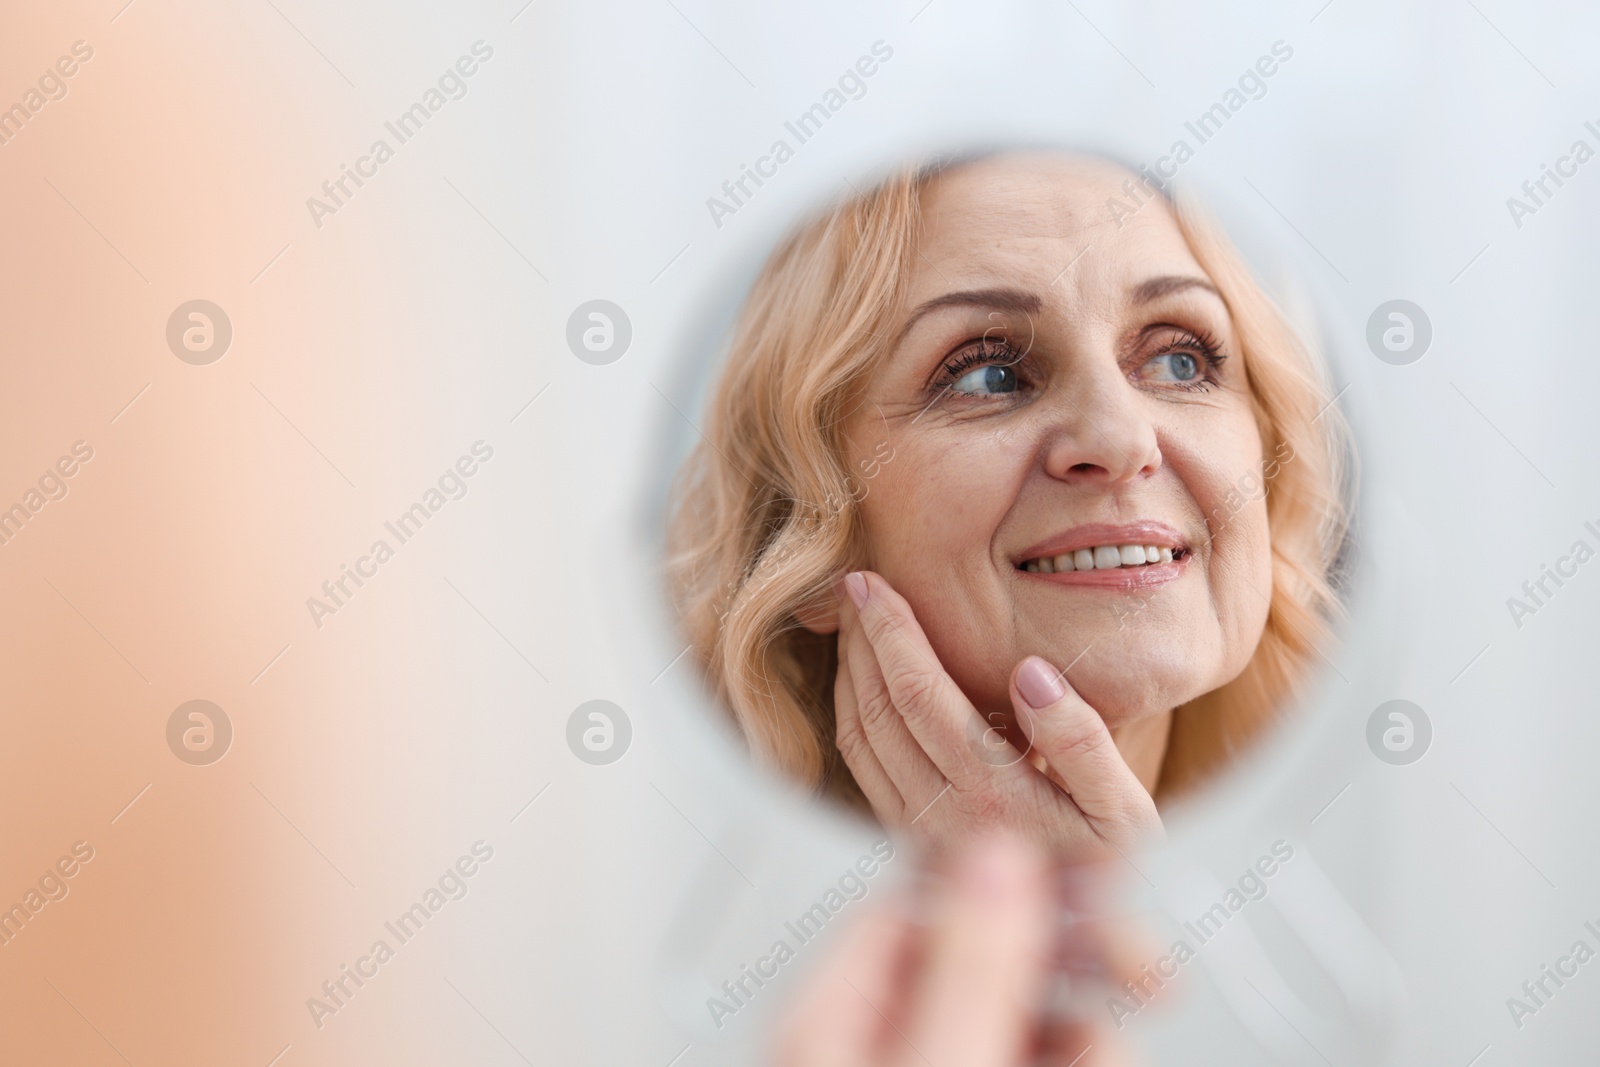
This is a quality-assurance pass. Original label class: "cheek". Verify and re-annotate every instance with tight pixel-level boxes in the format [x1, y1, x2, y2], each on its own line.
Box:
[1169, 408, 1273, 672]
[852, 431, 1016, 565]
[1193, 482, 1274, 681]
[1210, 498, 1273, 655]
[850, 434, 1024, 704]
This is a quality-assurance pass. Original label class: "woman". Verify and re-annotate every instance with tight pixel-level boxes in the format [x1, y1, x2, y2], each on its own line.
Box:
[667, 151, 1348, 855]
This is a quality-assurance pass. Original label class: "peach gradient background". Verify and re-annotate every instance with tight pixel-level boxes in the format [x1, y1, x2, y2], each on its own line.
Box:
[0, 2, 567, 1063]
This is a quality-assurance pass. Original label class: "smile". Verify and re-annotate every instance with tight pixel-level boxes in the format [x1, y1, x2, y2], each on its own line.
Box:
[1010, 521, 1192, 587]
[1018, 544, 1186, 573]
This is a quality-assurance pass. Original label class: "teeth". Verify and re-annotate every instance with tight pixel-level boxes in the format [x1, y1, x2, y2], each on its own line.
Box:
[1022, 544, 1183, 572]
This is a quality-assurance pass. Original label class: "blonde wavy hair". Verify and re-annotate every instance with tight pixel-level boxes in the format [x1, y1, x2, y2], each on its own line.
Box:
[666, 155, 1350, 812]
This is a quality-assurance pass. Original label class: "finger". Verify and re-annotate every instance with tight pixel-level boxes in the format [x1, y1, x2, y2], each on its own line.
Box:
[899, 833, 1052, 1067]
[838, 590, 948, 814]
[1011, 657, 1161, 848]
[1054, 865, 1161, 991]
[769, 886, 916, 1067]
[834, 626, 906, 822]
[1042, 1019, 1139, 1067]
[1041, 866, 1163, 1061]
[842, 571, 987, 789]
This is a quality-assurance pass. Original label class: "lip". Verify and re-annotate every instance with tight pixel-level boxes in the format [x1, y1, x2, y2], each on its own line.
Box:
[1012, 521, 1190, 565]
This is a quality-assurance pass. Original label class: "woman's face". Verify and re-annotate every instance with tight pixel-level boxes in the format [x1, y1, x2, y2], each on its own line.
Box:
[838, 154, 1273, 729]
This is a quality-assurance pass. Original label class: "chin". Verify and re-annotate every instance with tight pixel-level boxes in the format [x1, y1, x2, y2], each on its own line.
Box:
[1049, 635, 1224, 729]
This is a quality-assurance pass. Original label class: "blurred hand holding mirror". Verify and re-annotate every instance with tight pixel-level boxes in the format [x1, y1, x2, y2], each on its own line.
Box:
[665, 150, 1350, 860]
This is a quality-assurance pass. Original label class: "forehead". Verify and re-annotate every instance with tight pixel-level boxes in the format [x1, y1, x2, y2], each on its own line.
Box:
[909, 154, 1206, 303]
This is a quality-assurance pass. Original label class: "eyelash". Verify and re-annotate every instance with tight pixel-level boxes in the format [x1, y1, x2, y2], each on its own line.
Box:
[936, 337, 1027, 386]
[930, 328, 1228, 397]
[1152, 327, 1227, 392]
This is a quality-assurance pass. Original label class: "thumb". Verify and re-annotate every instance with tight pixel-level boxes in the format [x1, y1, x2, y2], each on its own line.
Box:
[1009, 656, 1160, 847]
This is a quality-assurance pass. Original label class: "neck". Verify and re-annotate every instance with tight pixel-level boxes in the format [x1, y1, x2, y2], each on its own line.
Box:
[1110, 710, 1173, 796]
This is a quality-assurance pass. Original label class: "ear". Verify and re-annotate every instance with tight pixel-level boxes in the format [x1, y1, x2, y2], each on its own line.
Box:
[794, 589, 841, 634]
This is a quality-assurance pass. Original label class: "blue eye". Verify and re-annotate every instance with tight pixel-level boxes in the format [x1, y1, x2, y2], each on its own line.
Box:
[951, 364, 1019, 395]
[1142, 351, 1200, 382]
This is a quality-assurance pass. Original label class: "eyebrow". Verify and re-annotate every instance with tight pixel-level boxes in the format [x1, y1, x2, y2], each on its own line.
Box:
[892, 276, 1222, 348]
[895, 286, 1043, 346]
[1131, 275, 1222, 304]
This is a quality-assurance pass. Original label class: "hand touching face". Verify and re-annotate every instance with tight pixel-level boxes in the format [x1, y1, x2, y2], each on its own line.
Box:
[833, 570, 1162, 857]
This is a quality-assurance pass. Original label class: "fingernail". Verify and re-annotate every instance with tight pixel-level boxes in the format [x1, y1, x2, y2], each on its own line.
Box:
[1017, 656, 1065, 709]
[842, 571, 869, 610]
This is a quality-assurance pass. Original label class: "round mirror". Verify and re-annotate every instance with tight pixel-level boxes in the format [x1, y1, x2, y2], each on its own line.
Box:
[651, 146, 1356, 854]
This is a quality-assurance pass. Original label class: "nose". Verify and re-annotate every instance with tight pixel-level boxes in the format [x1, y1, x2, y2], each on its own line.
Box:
[1038, 367, 1162, 485]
